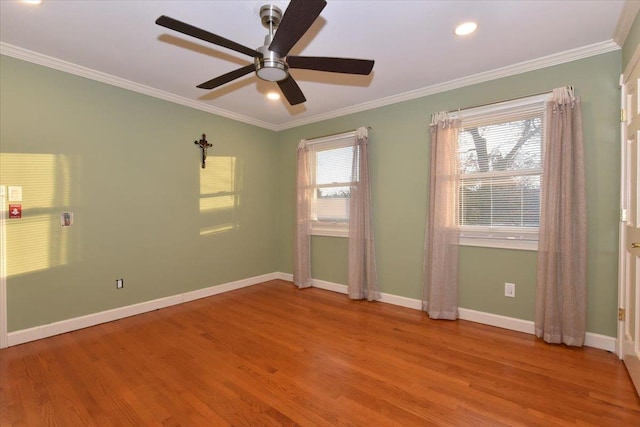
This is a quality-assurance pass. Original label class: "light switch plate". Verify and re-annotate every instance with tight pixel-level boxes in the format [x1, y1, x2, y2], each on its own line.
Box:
[8, 186, 22, 202]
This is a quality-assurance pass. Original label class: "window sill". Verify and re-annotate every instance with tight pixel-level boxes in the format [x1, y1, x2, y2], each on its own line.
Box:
[310, 224, 349, 238]
[459, 237, 538, 251]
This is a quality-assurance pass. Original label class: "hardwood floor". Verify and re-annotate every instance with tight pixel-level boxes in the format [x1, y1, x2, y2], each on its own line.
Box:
[1, 279, 639, 426]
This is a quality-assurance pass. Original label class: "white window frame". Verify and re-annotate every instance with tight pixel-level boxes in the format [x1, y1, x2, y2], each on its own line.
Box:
[306, 132, 358, 238]
[451, 94, 549, 251]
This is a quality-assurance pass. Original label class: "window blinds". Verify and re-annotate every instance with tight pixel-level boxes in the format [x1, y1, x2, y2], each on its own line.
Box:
[456, 96, 546, 241]
[307, 133, 357, 224]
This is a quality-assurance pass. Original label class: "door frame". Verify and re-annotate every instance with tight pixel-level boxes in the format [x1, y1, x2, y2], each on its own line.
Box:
[617, 44, 640, 366]
[0, 185, 7, 348]
[617, 69, 626, 359]
[616, 46, 640, 359]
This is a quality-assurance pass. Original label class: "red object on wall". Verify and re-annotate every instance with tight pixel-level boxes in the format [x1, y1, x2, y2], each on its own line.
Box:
[8, 204, 22, 219]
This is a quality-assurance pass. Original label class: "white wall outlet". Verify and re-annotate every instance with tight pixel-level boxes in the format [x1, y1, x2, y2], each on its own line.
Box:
[116, 278, 124, 289]
[505, 282, 515, 298]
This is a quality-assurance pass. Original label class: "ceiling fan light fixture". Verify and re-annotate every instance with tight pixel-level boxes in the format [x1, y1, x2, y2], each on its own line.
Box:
[267, 92, 281, 100]
[455, 21, 478, 36]
[256, 60, 288, 81]
[255, 43, 288, 81]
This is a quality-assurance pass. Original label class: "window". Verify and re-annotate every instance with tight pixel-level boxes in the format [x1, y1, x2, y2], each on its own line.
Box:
[453, 94, 548, 250]
[307, 132, 358, 237]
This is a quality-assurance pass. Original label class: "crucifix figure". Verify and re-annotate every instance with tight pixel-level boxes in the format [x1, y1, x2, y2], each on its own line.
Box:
[194, 133, 212, 169]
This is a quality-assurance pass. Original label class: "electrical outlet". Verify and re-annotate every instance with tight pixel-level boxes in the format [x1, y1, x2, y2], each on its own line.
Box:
[116, 278, 124, 289]
[505, 282, 515, 298]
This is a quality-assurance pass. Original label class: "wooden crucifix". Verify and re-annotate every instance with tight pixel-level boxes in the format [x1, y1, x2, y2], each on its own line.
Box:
[194, 133, 212, 169]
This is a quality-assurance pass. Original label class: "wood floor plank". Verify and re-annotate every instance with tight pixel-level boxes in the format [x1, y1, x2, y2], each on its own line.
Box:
[1, 279, 639, 426]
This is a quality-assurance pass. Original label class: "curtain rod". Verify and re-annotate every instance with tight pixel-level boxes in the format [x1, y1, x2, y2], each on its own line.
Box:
[309, 126, 371, 141]
[447, 90, 553, 114]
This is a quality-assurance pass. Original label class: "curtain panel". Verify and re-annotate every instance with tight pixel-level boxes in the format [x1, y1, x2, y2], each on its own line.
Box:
[348, 127, 381, 301]
[423, 115, 461, 319]
[535, 87, 587, 346]
[294, 141, 312, 288]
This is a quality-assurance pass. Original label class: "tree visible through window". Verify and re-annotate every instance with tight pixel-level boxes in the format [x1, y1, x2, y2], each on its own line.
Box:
[455, 95, 546, 249]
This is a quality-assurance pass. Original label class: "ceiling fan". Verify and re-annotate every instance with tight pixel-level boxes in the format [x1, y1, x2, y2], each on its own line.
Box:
[155, 0, 374, 106]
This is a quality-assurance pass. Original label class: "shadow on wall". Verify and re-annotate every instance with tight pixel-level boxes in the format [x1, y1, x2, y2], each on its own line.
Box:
[0, 153, 78, 278]
[199, 156, 242, 236]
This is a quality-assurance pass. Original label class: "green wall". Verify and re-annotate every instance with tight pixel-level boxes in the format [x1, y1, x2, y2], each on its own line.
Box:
[277, 51, 622, 337]
[0, 56, 279, 332]
[0, 47, 625, 338]
[622, 10, 640, 71]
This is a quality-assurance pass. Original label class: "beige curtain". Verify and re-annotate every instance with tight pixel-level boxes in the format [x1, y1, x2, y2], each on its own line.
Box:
[294, 140, 312, 288]
[348, 127, 380, 301]
[535, 87, 587, 346]
[423, 113, 461, 319]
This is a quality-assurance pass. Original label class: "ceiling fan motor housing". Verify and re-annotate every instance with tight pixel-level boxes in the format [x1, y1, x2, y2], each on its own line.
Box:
[256, 5, 288, 82]
[255, 40, 288, 82]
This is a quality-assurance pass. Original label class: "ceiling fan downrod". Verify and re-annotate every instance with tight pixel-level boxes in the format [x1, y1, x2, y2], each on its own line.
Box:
[255, 4, 288, 82]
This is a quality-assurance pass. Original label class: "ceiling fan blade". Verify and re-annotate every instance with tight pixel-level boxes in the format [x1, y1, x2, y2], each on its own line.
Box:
[269, 0, 327, 57]
[278, 76, 306, 105]
[196, 64, 255, 90]
[156, 15, 262, 58]
[287, 56, 374, 75]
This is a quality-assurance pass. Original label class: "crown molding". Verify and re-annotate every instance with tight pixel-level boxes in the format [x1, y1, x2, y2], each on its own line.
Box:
[613, 0, 640, 47]
[275, 40, 621, 131]
[1, 40, 620, 133]
[0, 42, 279, 131]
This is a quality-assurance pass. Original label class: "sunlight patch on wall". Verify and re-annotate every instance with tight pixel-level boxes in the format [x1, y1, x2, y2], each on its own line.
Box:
[0, 153, 74, 277]
[199, 156, 241, 236]
[5, 216, 58, 276]
[199, 156, 237, 212]
[199, 224, 236, 235]
[200, 195, 236, 212]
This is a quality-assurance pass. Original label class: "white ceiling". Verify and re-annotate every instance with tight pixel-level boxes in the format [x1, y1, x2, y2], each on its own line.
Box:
[0, 0, 627, 130]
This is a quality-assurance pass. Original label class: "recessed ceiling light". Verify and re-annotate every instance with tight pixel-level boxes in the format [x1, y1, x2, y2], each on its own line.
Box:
[455, 22, 478, 36]
[22, 0, 42, 4]
[267, 92, 280, 100]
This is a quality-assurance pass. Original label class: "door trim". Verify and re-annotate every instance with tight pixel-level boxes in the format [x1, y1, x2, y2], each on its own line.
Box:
[0, 186, 8, 349]
[617, 69, 626, 358]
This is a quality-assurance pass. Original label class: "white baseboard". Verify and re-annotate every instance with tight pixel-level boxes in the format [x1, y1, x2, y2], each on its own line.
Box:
[7, 272, 278, 347]
[181, 273, 277, 302]
[458, 307, 535, 335]
[583, 332, 617, 352]
[379, 292, 423, 310]
[276, 274, 616, 353]
[7, 272, 616, 353]
[310, 277, 424, 310]
[274, 272, 294, 282]
[311, 278, 348, 294]
[459, 307, 615, 352]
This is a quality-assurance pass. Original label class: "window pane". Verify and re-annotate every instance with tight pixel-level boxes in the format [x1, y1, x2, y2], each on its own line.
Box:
[307, 134, 358, 232]
[316, 186, 350, 222]
[459, 117, 542, 174]
[316, 146, 353, 185]
[460, 175, 540, 227]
